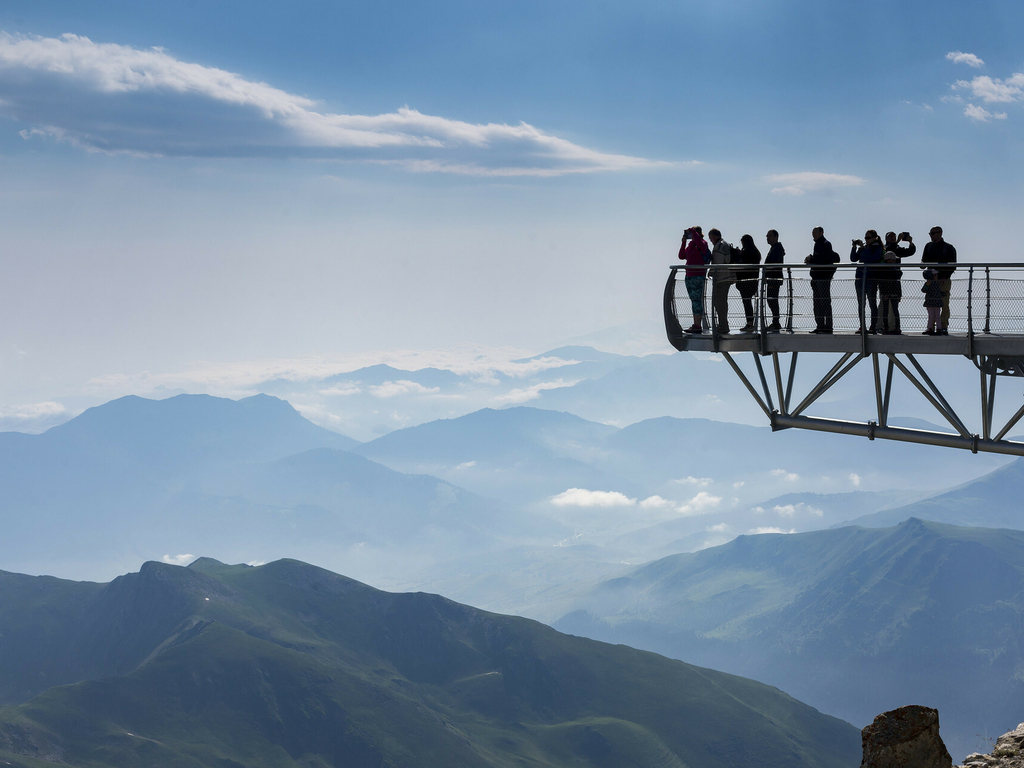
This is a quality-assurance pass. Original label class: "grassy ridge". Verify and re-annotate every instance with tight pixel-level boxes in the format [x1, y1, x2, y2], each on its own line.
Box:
[0, 558, 859, 768]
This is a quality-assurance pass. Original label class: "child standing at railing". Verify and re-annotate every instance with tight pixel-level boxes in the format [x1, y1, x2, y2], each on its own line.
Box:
[922, 269, 942, 335]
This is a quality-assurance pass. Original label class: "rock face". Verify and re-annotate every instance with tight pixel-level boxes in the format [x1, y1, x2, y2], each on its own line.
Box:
[958, 722, 1024, 767]
[861, 705, 952, 768]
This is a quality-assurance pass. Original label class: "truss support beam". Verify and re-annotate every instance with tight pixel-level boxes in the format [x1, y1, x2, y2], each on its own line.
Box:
[994, 401, 1024, 443]
[886, 354, 971, 438]
[772, 413, 1024, 457]
[784, 351, 799, 414]
[905, 354, 971, 437]
[721, 352, 772, 419]
[791, 353, 860, 418]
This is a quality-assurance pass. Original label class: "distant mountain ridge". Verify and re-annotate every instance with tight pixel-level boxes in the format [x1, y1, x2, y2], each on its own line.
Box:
[0, 558, 860, 768]
[556, 518, 1024, 760]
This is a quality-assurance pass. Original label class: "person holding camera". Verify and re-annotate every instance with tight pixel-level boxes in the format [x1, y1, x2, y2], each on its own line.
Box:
[921, 226, 957, 335]
[678, 226, 710, 334]
[708, 228, 735, 334]
[804, 227, 840, 333]
[851, 229, 885, 333]
[878, 231, 916, 334]
[764, 230, 785, 332]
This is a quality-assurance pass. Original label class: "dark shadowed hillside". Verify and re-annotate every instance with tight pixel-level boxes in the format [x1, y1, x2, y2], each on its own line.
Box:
[0, 558, 859, 768]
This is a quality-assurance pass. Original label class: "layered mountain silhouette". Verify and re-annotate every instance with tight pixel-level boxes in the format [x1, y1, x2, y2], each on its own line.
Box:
[0, 558, 859, 768]
[0, 394, 525, 582]
[556, 518, 1024, 760]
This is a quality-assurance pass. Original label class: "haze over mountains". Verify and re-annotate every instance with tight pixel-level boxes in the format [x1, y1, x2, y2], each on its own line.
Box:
[555, 519, 1024, 760]
[0, 558, 860, 768]
[3, 355, 1024, 765]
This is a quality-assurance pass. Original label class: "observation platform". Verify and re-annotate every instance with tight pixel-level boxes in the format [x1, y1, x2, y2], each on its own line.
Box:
[664, 263, 1024, 457]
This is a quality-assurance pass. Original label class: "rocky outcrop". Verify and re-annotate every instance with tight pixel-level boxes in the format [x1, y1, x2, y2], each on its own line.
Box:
[957, 722, 1024, 767]
[861, 705, 952, 768]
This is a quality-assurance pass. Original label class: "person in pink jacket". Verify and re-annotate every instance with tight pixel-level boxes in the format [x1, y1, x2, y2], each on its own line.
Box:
[678, 226, 710, 333]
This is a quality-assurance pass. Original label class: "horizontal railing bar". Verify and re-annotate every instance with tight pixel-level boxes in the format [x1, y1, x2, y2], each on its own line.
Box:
[772, 413, 1024, 457]
[669, 263, 1024, 271]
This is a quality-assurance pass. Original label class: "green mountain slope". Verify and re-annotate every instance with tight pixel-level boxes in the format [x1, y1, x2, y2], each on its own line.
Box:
[0, 559, 859, 768]
[556, 519, 1024, 760]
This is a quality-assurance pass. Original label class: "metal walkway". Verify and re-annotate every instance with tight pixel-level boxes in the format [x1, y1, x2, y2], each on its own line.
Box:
[664, 263, 1024, 457]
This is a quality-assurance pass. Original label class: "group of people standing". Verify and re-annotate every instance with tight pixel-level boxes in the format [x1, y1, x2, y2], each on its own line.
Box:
[677, 225, 958, 335]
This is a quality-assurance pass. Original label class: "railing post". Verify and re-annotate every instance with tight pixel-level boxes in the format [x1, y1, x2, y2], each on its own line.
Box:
[859, 270, 868, 357]
[968, 266, 974, 358]
[758, 266, 767, 353]
[786, 267, 794, 333]
[984, 266, 991, 334]
[710, 265, 720, 352]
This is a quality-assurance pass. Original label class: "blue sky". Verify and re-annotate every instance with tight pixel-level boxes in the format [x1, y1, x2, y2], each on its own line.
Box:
[0, 0, 1021, 426]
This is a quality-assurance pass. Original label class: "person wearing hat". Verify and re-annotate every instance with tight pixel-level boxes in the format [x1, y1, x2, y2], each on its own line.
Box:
[921, 226, 957, 334]
[881, 231, 916, 333]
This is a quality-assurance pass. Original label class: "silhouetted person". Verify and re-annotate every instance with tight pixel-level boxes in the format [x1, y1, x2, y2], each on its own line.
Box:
[922, 268, 942, 334]
[678, 226, 710, 333]
[737, 234, 762, 332]
[805, 227, 839, 333]
[879, 231, 916, 334]
[921, 226, 957, 335]
[764, 230, 785, 332]
[851, 229, 885, 333]
[708, 228, 735, 334]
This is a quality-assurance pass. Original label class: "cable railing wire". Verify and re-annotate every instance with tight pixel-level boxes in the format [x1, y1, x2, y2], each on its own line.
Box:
[668, 263, 1024, 338]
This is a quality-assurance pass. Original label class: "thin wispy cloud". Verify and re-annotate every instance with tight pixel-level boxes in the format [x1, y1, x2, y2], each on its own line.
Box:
[946, 51, 985, 68]
[367, 380, 440, 398]
[765, 172, 866, 196]
[0, 32, 681, 175]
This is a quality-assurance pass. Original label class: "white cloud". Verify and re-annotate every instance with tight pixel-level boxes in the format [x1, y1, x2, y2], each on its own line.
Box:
[766, 172, 866, 196]
[952, 73, 1024, 104]
[677, 491, 722, 516]
[941, 94, 964, 104]
[0, 401, 66, 420]
[367, 380, 440, 398]
[639, 495, 675, 509]
[770, 468, 800, 482]
[318, 383, 362, 396]
[849, 473, 861, 487]
[672, 476, 713, 487]
[454, 461, 477, 470]
[161, 553, 197, 566]
[732, 480, 745, 489]
[706, 522, 731, 533]
[946, 51, 985, 68]
[493, 378, 579, 405]
[750, 505, 765, 514]
[0, 32, 680, 175]
[773, 503, 823, 518]
[246, 560, 266, 567]
[748, 527, 796, 535]
[550, 488, 636, 508]
[964, 103, 1008, 122]
[83, 344, 580, 399]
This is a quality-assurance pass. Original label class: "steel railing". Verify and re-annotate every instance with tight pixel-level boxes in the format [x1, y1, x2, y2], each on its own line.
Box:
[666, 263, 1024, 342]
